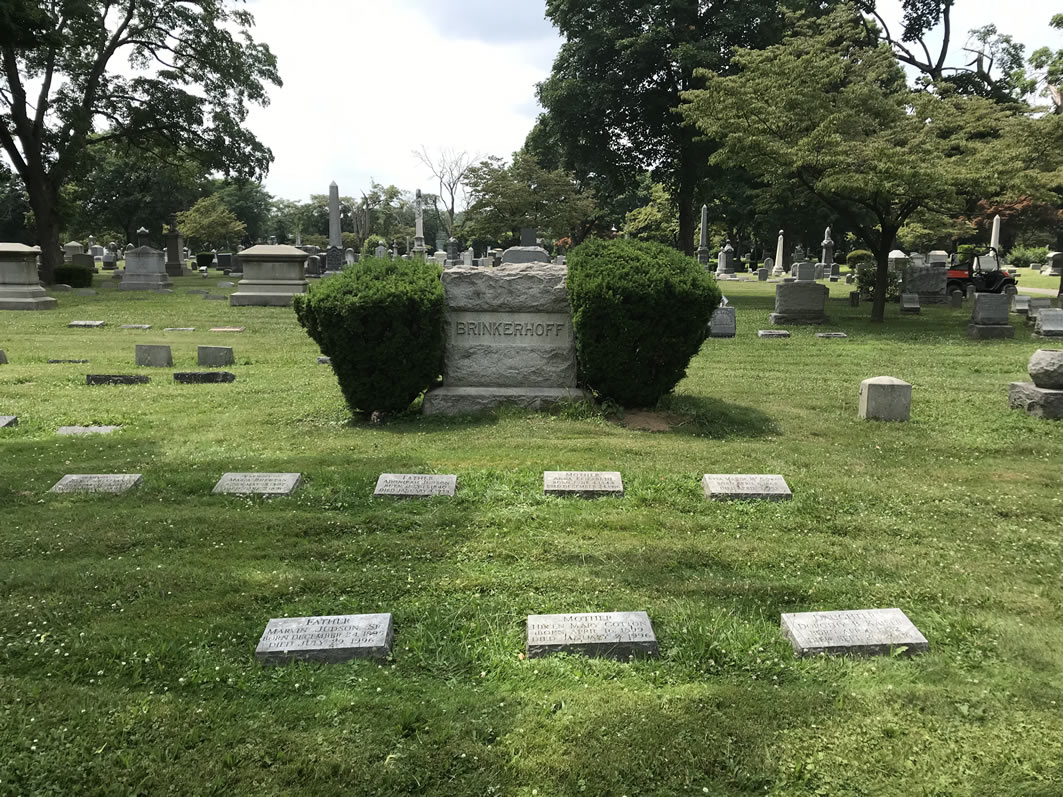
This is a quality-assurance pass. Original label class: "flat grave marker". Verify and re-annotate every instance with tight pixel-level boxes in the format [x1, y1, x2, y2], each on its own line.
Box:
[210, 327, 245, 333]
[120, 324, 152, 330]
[56, 425, 120, 436]
[781, 608, 929, 657]
[87, 374, 150, 385]
[174, 371, 236, 383]
[815, 332, 848, 339]
[49, 474, 142, 494]
[374, 473, 457, 498]
[255, 613, 394, 665]
[702, 474, 792, 501]
[543, 470, 623, 498]
[163, 327, 195, 332]
[758, 329, 791, 338]
[0, 416, 16, 428]
[47, 359, 88, 364]
[213, 472, 301, 496]
[68, 320, 105, 328]
[526, 611, 659, 660]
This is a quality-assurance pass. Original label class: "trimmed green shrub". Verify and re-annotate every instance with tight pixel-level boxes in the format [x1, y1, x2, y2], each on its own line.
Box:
[53, 264, 93, 288]
[1006, 245, 1049, 269]
[567, 238, 721, 407]
[846, 249, 873, 267]
[361, 235, 388, 258]
[293, 257, 444, 415]
[855, 260, 902, 302]
[196, 252, 214, 268]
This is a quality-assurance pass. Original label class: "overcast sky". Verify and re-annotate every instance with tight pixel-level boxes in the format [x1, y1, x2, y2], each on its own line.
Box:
[243, 0, 1060, 203]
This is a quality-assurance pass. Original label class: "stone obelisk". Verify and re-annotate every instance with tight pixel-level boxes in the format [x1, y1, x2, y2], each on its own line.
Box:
[772, 230, 785, 277]
[696, 204, 710, 266]
[412, 189, 426, 259]
[326, 181, 343, 271]
[821, 227, 834, 268]
[990, 214, 1001, 253]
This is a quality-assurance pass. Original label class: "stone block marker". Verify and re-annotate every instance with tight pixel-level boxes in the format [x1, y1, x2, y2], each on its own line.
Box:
[757, 329, 790, 338]
[709, 306, 736, 338]
[68, 320, 105, 328]
[210, 327, 245, 333]
[526, 611, 659, 660]
[968, 293, 1014, 340]
[374, 473, 457, 498]
[1009, 349, 1063, 420]
[0, 415, 17, 428]
[769, 281, 828, 325]
[198, 346, 235, 367]
[120, 324, 152, 330]
[87, 374, 150, 385]
[0, 350, 6, 364]
[317, 356, 331, 365]
[174, 371, 236, 384]
[949, 291, 963, 309]
[0, 243, 58, 310]
[702, 474, 792, 501]
[49, 474, 142, 494]
[135, 344, 173, 367]
[255, 613, 394, 665]
[859, 376, 911, 421]
[543, 471, 624, 498]
[816, 332, 848, 339]
[56, 425, 120, 436]
[212, 472, 301, 496]
[900, 294, 920, 314]
[163, 327, 195, 332]
[781, 608, 929, 657]
[1034, 309, 1063, 338]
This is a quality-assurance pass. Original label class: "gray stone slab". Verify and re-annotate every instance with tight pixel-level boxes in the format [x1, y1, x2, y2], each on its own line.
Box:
[197, 346, 235, 367]
[86, 374, 150, 385]
[1034, 308, 1063, 338]
[1009, 382, 1063, 420]
[709, 306, 736, 338]
[422, 386, 592, 416]
[317, 356, 331, 365]
[967, 323, 1015, 340]
[135, 344, 173, 367]
[254, 613, 394, 665]
[49, 474, 142, 494]
[47, 359, 88, 364]
[212, 472, 301, 495]
[526, 611, 659, 660]
[702, 474, 792, 501]
[445, 311, 577, 387]
[209, 327, 245, 333]
[75, 288, 96, 296]
[174, 371, 236, 383]
[0, 415, 16, 428]
[120, 324, 152, 330]
[186, 289, 209, 295]
[758, 330, 791, 338]
[56, 425, 120, 436]
[543, 470, 623, 498]
[971, 293, 1009, 325]
[163, 327, 195, 332]
[374, 473, 457, 498]
[781, 608, 929, 657]
[0, 350, 6, 364]
[815, 332, 848, 339]
[68, 320, 105, 328]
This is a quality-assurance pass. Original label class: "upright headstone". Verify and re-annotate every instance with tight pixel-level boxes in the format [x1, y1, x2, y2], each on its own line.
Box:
[326, 181, 343, 270]
[0, 243, 57, 310]
[770, 281, 828, 324]
[820, 227, 834, 272]
[229, 245, 308, 306]
[164, 214, 186, 277]
[900, 294, 920, 314]
[422, 264, 591, 414]
[120, 246, 172, 291]
[794, 262, 816, 281]
[709, 305, 736, 338]
[135, 344, 173, 367]
[198, 346, 235, 366]
[374, 244, 387, 259]
[859, 376, 911, 421]
[1043, 251, 1063, 277]
[716, 240, 735, 275]
[696, 205, 710, 266]
[62, 241, 84, 263]
[1034, 308, 1063, 339]
[968, 293, 1014, 340]
[345, 248, 356, 266]
[412, 189, 427, 258]
[927, 250, 949, 266]
[462, 248, 474, 267]
[520, 227, 537, 247]
[772, 230, 786, 277]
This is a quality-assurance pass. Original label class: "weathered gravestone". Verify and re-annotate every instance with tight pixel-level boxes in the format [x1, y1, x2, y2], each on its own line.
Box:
[859, 376, 911, 421]
[526, 611, 659, 660]
[543, 471, 623, 498]
[0, 349, 6, 364]
[212, 472, 301, 495]
[949, 290, 964, 309]
[87, 374, 150, 385]
[421, 263, 590, 415]
[0, 415, 17, 428]
[229, 245, 308, 306]
[769, 282, 828, 325]
[968, 293, 1014, 340]
[68, 320, 105, 328]
[373, 473, 457, 498]
[120, 246, 172, 291]
[49, 474, 142, 494]
[757, 329, 791, 338]
[174, 371, 236, 383]
[780, 608, 929, 657]
[702, 474, 792, 501]
[1009, 349, 1063, 420]
[1034, 308, 1063, 338]
[709, 305, 736, 338]
[901, 263, 947, 304]
[1012, 295, 1031, 316]
[135, 344, 173, 367]
[198, 346, 235, 366]
[900, 294, 920, 314]
[56, 425, 120, 436]
[255, 613, 394, 665]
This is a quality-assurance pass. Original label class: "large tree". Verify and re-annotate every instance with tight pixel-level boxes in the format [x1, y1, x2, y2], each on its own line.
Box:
[681, 6, 1057, 322]
[536, 0, 800, 256]
[0, 0, 279, 282]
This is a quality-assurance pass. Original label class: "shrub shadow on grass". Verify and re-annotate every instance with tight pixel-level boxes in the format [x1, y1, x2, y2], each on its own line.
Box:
[658, 394, 779, 439]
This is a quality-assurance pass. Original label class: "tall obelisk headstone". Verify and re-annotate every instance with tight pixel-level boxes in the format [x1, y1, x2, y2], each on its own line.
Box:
[696, 204, 710, 267]
[772, 230, 785, 277]
[326, 181, 343, 271]
[820, 227, 834, 272]
[412, 189, 427, 259]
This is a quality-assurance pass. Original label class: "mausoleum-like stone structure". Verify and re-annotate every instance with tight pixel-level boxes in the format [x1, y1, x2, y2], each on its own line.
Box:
[421, 262, 591, 415]
[229, 244, 308, 306]
[0, 243, 57, 311]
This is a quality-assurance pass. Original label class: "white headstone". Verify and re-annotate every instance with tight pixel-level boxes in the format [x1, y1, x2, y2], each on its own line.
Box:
[781, 608, 929, 657]
[212, 472, 302, 495]
[526, 611, 658, 659]
[50, 474, 142, 493]
[255, 613, 394, 664]
[374, 473, 457, 498]
[543, 471, 623, 498]
[702, 474, 792, 501]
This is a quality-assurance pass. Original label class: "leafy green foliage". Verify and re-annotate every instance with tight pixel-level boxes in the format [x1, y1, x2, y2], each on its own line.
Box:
[856, 261, 902, 301]
[292, 257, 444, 414]
[1029, 14, 1063, 113]
[567, 239, 720, 407]
[177, 195, 246, 251]
[846, 249, 874, 267]
[623, 183, 680, 247]
[1005, 245, 1049, 268]
[53, 263, 93, 288]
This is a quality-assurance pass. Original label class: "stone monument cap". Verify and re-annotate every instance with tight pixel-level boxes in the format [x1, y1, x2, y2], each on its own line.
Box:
[238, 244, 308, 262]
[0, 242, 41, 256]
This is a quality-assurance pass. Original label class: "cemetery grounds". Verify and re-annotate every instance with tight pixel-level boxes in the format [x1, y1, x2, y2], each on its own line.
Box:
[1, 276, 1061, 796]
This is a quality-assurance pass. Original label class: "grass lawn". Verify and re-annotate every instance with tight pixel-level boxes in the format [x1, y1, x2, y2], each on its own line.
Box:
[1, 272, 1062, 796]
[1014, 269, 1063, 292]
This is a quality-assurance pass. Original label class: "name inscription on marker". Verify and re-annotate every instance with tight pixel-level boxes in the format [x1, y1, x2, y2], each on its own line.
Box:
[49, 474, 142, 493]
[526, 611, 658, 660]
[374, 473, 456, 497]
[781, 608, 929, 657]
[543, 471, 624, 497]
[450, 312, 572, 347]
[255, 613, 394, 664]
[213, 472, 301, 495]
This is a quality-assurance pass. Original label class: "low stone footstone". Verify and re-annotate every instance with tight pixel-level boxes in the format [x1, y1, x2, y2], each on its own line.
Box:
[187, 289, 209, 295]
[781, 608, 929, 657]
[374, 473, 457, 498]
[1034, 308, 1063, 338]
[217, 281, 235, 288]
[48, 359, 88, 364]
[204, 294, 227, 301]
[317, 356, 331, 365]
[1027, 298, 1053, 322]
[213, 472, 301, 495]
[758, 330, 790, 338]
[198, 346, 234, 367]
[0, 415, 16, 428]
[49, 474, 142, 494]
[209, 327, 245, 333]
[1013, 295, 1031, 316]
[68, 320, 105, 328]
[702, 474, 792, 501]
[255, 613, 394, 665]
[543, 471, 623, 498]
[120, 324, 151, 330]
[75, 288, 96, 296]
[968, 293, 1014, 340]
[163, 327, 195, 332]
[849, 291, 860, 307]
[0, 350, 6, 364]
[526, 611, 659, 660]
[709, 306, 736, 338]
[900, 294, 920, 314]
[174, 371, 235, 384]
[859, 376, 911, 421]
[949, 291, 963, 309]
[56, 425, 120, 436]
[87, 374, 150, 385]
[135, 344, 173, 367]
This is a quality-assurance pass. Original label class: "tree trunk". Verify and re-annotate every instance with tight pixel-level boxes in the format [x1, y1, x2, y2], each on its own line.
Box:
[677, 179, 695, 257]
[26, 178, 62, 285]
[870, 227, 899, 323]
